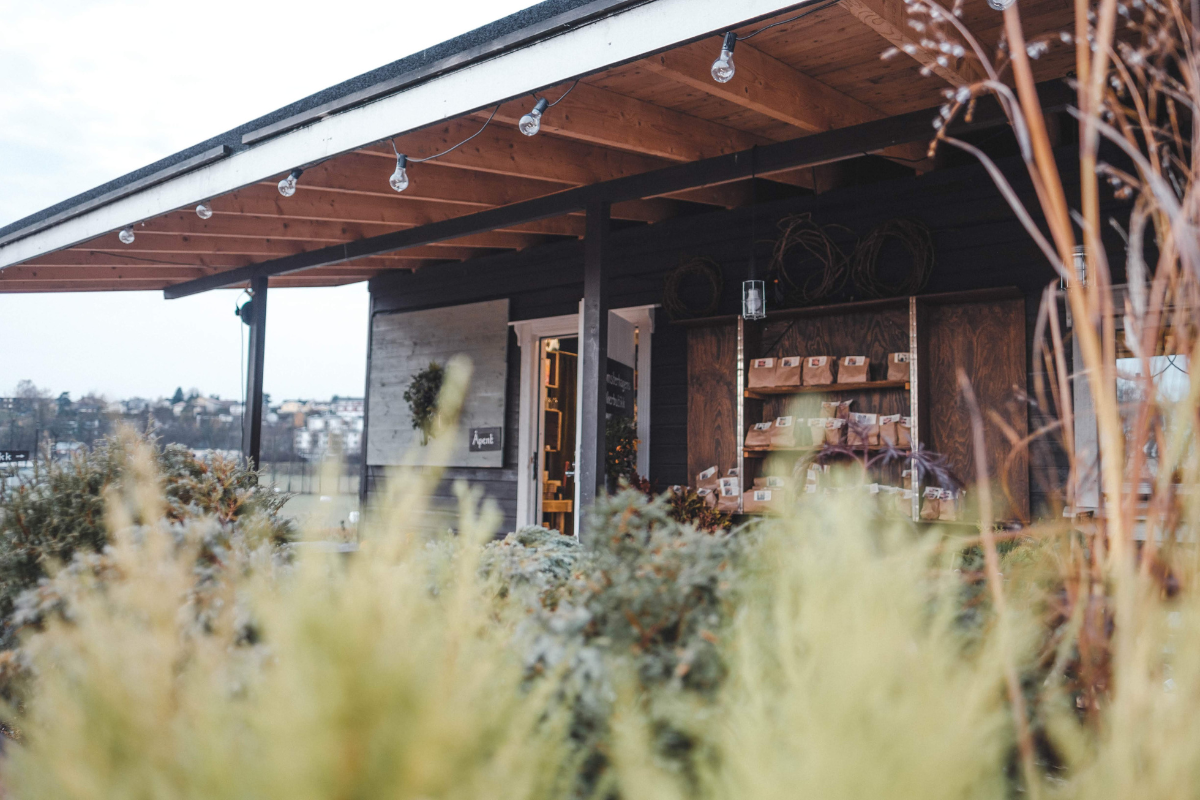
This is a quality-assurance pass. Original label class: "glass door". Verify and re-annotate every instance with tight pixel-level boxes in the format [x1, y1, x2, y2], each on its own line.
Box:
[539, 336, 578, 534]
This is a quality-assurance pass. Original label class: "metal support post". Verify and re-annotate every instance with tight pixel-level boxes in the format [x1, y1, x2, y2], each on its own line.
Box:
[242, 275, 268, 469]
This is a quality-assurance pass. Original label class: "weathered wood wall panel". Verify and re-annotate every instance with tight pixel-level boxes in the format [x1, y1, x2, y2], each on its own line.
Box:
[923, 297, 1030, 521]
[367, 299, 509, 467]
[686, 323, 738, 484]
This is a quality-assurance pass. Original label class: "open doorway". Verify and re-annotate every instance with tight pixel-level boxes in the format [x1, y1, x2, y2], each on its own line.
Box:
[539, 336, 578, 534]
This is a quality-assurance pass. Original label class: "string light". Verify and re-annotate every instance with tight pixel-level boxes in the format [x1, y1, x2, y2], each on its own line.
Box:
[277, 168, 303, 197]
[389, 154, 410, 193]
[388, 104, 501, 192]
[711, 32, 737, 83]
[118, 226, 135, 244]
[519, 98, 550, 136]
[196, 200, 213, 219]
[711, 0, 839, 83]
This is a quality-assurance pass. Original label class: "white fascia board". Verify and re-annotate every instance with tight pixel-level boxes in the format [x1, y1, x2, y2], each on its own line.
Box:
[0, 0, 798, 269]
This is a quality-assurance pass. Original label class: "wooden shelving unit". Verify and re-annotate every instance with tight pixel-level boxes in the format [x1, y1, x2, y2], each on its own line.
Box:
[736, 296, 920, 519]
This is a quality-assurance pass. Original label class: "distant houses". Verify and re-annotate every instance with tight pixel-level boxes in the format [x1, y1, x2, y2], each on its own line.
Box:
[0, 388, 363, 463]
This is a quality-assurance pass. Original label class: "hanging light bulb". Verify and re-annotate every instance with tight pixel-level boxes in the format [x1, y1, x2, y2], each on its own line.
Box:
[742, 280, 766, 320]
[711, 32, 737, 83]
[118, 226, 135, 245]
[986, 0, 1016, 9]
[389, 154, 410, 192]
[277, 168, 303, 197]
[519, 98, 550, 137]
[195, 200, 213, 219]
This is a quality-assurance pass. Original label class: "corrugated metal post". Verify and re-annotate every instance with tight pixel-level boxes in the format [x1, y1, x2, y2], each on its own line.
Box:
[242, 275, 268, 469]
[578, 200, 610, 544]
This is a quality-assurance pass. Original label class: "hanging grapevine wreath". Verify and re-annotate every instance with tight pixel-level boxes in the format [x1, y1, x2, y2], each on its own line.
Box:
[767, 213, 855, 307]
[663, 256, 724, 320]
[849, 218, 934, 298]
[403, 361, 444, 445]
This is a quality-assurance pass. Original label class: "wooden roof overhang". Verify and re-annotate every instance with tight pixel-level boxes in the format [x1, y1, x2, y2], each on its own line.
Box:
[0, 0, 1078, 296]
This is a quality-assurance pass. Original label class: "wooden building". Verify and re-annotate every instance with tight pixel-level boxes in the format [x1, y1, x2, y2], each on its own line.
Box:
[0, 0, 1111, 536]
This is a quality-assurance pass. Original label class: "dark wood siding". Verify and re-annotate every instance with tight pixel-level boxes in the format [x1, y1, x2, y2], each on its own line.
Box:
[366, 145, 1129, 525]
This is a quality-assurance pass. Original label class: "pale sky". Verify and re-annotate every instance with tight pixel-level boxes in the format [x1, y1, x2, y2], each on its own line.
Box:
[0, 0, 537, 402]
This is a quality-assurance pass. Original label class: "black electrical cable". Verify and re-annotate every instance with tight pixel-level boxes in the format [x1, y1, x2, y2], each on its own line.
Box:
[547, 79, 580, 107]
[736, 0, 840, 41]
[392, 103, 502, 164]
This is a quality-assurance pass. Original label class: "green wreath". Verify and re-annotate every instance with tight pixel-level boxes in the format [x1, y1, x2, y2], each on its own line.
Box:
[403, 361, 444, 445]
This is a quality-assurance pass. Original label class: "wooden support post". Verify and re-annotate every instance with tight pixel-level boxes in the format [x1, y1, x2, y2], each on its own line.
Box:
[242, 275, 268, 469]
[578, 200, 610, 543]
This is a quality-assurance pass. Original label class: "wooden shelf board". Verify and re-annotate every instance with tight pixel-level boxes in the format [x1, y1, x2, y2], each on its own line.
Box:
[745, 380, 908, 398]
[743, 446, 911, 458]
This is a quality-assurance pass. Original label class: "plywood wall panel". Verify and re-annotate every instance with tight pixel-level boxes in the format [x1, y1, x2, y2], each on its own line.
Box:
[687, 323, 738, 485]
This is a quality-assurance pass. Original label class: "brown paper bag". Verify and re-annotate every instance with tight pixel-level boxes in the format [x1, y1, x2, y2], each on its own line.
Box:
[839, 356, 870, 383]
[696, 465, 720, 493]
[879, 414, 901, 446]
[803, 356, 834, 386]
[743, 488, 787, 514]
[753, 475, 787, 490]
[748, 358, 776, 389]
[920, 486, 942, 520]
[776, 356, 802, 387]
[745, 421, 773, 449]
[896, 488, 914, 517]
[769, 416, 796, 448]
[898, 417, 913, 448]
[939, 489, 960, 521]
[805, 418, 826, 447]
[848, 412, 880, 447]
[887, 352, 911, 382]
[821, 400, 853, 420]
[716, 476, 741, 513]
[824, 418, 845, 446]
[696, 487, 717, 508]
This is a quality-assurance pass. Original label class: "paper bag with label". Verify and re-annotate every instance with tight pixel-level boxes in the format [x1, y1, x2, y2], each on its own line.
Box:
[775, 356, 802, 387]
[879, 414, 901, 446]
[805, 418, 826, 447]
[803, 356, 834, 386]
[696, 465, 720, 493]
[847, 412, 880, 447]
[898, 416, 913, 448]
[896, 488, 914, 517]
[920, 486, 942, 520]
[696, 487, 717, 508]
[824, 417, 846, 446]
[743, 488, 785, 514]
[747, 358, 776, 389]
[839, 355, 870, 383]
[820, 400, 853, 420]
[745, 421, 773, 449]
[769, 416, 796, 448]
[939, 489, 960, 521]
[716, 476, 740, 513]
[753, 475, 788, 490]
[887, 352, 911, 382]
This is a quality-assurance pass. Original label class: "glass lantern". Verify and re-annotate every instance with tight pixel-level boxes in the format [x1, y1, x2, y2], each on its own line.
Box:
[742, 279, 766, 320]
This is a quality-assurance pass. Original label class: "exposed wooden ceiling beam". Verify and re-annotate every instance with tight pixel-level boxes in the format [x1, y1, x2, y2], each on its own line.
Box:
[839, 0, 984, 86]
[67, 233, 482, 261]
[641, 39, 930, 165]
[0, 265, 388, 283]
[358, 120, 753, 208]
[281, 153, 683, 223]
[211, 186, 588, 238]
[135, 211, 548, 251]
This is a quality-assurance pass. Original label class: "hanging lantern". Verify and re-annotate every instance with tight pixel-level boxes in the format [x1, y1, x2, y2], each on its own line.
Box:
[742, 280, 766, 320]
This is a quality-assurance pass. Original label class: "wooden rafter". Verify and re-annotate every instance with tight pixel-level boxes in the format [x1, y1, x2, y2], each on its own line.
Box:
[641, 39, 930, 165]
[839, 0, 984, 86]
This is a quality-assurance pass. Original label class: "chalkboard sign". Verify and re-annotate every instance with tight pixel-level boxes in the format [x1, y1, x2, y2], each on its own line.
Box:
[0, 451, 30, 464]
[606, 359, 636, 418]
[468, 427, 503, 452]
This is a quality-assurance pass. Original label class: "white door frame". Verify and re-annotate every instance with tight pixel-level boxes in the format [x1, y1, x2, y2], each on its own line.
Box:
[511, 305, 656, 532]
